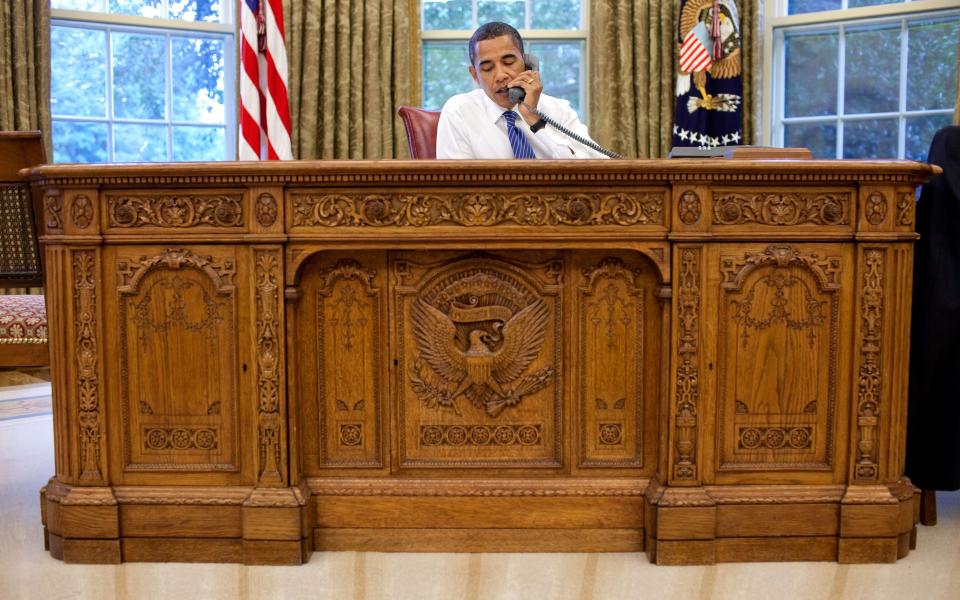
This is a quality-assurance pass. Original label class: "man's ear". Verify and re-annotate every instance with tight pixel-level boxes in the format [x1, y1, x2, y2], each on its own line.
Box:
[468, 65, 479, 84]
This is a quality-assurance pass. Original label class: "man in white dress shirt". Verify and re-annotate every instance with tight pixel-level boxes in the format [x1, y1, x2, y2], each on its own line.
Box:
[436, 22, 608, 159]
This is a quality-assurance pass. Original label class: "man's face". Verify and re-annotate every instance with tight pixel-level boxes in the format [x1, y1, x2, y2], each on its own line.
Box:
[469, 35, 524, 109]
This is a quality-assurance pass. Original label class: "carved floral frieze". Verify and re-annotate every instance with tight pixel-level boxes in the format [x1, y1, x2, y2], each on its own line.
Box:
[291, 192, 665, 228]
[712, 192, 849, 226]
[107, 194, 244, 228]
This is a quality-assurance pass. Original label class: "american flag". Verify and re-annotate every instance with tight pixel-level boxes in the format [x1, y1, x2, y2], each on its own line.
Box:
[679, 22, 713, 74]
[239, 0, 292, 160]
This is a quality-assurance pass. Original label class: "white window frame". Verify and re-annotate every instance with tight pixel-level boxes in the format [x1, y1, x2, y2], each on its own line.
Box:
[420, 1, 590, 120]
[761, 0, 958, 157]
[51, 5, 237, 162]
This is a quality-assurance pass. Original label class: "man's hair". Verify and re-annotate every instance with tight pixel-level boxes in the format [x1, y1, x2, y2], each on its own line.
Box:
[468, 22, 524, 66]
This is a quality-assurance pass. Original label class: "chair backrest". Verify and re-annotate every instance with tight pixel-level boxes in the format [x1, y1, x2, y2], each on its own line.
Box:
[397, 106, 441, 159]
[0, 131, 47, 288]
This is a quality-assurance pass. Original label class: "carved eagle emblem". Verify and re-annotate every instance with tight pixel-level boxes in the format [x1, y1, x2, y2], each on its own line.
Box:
[410, 298, 553, 417]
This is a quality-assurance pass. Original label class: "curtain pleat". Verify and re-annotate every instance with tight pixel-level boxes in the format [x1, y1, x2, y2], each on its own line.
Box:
[285, 0, 419, 159]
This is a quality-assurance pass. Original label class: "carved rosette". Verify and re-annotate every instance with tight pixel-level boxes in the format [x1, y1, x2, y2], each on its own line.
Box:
[420, 424, 542, 447]
[255, 249, 283, 485]
[74, 250, 102, 481]
[108, 194, 244, 228]
[673, 248, 701, 481]
[864, 193, 888, 226]
[45, 190, 63, 230]
[71, 195, 93, 229]
[678, 191, 702, 225]
[256, 193, 278, 228]
[738, 427, 812, 450]
[897, 193, 915, 227]
[712, 192, 849, 226]
[292, 192, 664, 227]
[855, 249, 884, 481]
[144, 427, 219, 450]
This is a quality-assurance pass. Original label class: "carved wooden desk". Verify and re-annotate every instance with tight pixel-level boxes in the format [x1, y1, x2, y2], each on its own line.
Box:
[31, 159, 935, 565]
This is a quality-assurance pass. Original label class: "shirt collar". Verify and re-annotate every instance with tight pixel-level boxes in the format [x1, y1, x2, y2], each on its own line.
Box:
[475, 89, 520, 125]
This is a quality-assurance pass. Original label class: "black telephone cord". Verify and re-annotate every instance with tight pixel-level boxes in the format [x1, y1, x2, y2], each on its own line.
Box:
[521, 101, 623, 159]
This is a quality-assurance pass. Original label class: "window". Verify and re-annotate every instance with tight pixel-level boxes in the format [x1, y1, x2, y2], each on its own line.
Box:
[421, 0, 588, 119]
[50, 1, 236, 163]
[763, 0, 958, 160]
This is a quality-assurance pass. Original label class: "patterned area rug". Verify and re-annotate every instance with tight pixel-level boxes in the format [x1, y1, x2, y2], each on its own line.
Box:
[0, 369, 52, 420]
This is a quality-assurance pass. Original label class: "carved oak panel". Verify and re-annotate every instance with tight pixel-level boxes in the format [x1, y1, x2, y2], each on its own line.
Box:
[577, 256, 646, 468]
[115, 247, 240, 472]
[395, 252, 563, 468]
[715, 244, 849, 473]
[296, 251, 387, 474]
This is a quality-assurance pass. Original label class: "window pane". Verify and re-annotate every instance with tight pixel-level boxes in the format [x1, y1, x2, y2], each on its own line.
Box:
[423, 42, 476, 109]
[531, 0, 580, 29]
[52, 26, 107, 118]
[843, 118, 898, 158]
[52, 0, 104, 10]
[908, 18, 959, 111]
[906, 114, 953, 162]
[527, 41, 582, 116]
[53, 121, 108, 163]
[109, 0, 162, 18]
[113, 32, 167, 120]
[114, 123, 168, 161]
[784, 30, 838, 117]
[477, 0, 524, 28]
[172, 37, 225, 123]
[848, 0, 902, 8]
[423, 0, 472, 30]
[173, 126, 225, 160]
[168, 0, 223, 22]
[784, 122, 837, 158]
[787, 0, 841, 15]
[844, 24, 900, 114]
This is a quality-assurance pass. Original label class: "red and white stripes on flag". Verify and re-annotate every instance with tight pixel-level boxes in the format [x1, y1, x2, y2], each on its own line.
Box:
[679, 22, 713, 74]
[239, 0, 292, 160]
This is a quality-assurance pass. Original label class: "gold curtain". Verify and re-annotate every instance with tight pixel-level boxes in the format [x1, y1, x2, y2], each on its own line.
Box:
[589, 0, 757, 158]
[1, 0, 49, 296]
[284, 0, 421, 159]
[0, 0, 51, 155]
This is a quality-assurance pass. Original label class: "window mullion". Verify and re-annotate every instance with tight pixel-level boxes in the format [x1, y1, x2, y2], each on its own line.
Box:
[898, 17, 909, 159]
[166, 32, 174, 161]
[836, 25, 845, 159]
[106, 25, 115, 162]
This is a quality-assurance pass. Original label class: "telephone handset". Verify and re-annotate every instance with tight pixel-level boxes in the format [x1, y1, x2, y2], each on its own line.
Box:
[507, 53, 540, 105]
[506, 53, 623, 158]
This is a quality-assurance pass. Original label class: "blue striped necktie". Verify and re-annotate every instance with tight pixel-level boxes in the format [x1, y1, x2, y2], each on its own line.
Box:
[502, 111, 536, 159]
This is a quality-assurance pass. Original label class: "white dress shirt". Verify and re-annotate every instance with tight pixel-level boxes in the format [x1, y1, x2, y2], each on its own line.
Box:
[436, 89, 609, 159]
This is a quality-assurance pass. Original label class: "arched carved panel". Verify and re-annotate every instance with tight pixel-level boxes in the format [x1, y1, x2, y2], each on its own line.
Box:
[395, 252, 562, 468]
[117, 248, 239, 473]
[316, 259, 383, 467]
[717, 244, 842, 471]
[577, 257, 645, 468]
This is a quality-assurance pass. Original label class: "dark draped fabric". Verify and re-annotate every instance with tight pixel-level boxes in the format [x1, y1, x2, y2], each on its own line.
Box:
[906, 126, 960, 491]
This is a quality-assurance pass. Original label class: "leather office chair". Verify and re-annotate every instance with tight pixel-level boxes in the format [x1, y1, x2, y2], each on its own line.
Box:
[0, 131, 48, 368]
[397, 106, 441, 159]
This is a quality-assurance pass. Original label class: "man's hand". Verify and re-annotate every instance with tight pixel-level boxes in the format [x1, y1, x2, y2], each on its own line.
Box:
[509, 70, 542, 126]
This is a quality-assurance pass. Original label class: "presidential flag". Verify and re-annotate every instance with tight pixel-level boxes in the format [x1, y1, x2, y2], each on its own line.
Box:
[239, 0, 292, 160]
[672, 0, 743, 150]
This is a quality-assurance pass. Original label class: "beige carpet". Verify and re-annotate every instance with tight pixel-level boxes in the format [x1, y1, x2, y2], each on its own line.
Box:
[0, 369, 52, 421]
